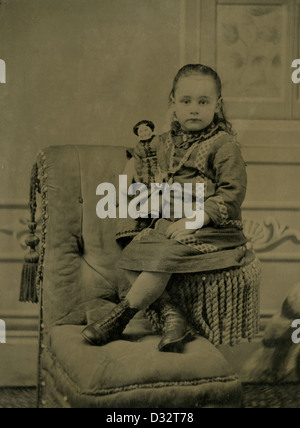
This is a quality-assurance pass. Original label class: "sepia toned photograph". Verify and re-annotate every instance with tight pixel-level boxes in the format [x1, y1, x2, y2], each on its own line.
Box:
[0, 0, 300, 410]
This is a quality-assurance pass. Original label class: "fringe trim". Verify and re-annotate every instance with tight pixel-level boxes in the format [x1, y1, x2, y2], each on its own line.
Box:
[146, 257, 261, 347]
[19, 163, 40, 303]
[19, 152, 49, 303]
[36, 151, 49, 294]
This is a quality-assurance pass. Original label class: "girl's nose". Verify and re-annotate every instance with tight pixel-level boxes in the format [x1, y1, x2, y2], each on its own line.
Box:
[189, 103, 200, 115]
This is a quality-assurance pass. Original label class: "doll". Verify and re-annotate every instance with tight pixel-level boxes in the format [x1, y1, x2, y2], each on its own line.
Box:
[132, 120, 158, 187]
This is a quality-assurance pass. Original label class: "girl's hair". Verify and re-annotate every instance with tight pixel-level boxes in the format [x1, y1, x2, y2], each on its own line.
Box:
[133, 120, 155, 136]
[169, 64, 235, 136]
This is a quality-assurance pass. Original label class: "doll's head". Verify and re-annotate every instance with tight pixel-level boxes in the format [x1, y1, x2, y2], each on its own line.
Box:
[133, 120, 155, 141]
[169, 64, 234, 135]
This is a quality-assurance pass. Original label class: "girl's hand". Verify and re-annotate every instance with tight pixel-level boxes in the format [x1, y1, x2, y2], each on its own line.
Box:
[166, 213, 211, 240]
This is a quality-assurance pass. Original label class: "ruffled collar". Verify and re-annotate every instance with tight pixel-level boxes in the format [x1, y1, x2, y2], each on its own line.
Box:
[139, 135, 155, 144]
[170, 121, 221, 149]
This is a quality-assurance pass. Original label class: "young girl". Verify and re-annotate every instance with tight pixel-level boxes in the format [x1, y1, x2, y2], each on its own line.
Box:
[82, 64, 249, 353]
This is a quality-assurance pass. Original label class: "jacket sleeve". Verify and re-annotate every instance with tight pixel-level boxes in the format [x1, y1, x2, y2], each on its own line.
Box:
[204, 141, 247, 225]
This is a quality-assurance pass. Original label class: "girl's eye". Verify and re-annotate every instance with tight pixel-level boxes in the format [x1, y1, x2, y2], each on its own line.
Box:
[199, 100, 208, 105]
[180, 99, 190, 105]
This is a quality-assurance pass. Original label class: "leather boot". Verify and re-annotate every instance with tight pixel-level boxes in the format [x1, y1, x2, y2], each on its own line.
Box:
[81, 299, 139, 346]
[157, 300, 195, 353]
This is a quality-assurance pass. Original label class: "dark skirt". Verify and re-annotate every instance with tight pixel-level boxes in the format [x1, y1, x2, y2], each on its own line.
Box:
[119, 219, 251, 274]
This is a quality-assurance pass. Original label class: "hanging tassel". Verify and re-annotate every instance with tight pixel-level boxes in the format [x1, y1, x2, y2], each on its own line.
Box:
[20, 224, 40, 303]
[20, 163, 40, 303]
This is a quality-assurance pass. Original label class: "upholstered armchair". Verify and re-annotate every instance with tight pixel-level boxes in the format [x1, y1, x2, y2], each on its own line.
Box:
[21, 144, 261, 408]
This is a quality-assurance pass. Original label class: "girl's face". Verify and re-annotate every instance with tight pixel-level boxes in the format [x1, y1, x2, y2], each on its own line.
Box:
[137, 124, 153, 140]
[172, 75, 220, 132]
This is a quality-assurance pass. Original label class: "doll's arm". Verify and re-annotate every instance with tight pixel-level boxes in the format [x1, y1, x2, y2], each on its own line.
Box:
[204, 141, 247, 226]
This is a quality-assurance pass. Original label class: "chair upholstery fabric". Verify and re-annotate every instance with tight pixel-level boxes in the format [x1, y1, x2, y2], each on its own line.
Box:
[36, 145, 243, 408]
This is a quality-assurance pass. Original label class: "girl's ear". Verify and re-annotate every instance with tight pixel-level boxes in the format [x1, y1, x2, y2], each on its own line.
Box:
[216, 97, 223, 113]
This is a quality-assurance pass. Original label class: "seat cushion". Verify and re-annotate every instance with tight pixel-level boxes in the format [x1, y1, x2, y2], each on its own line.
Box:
[41, 323, 242, 408]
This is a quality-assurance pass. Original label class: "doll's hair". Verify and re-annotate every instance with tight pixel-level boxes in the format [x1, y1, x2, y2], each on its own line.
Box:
[133, 120, 155, 136]
[169, 64, 235, 136]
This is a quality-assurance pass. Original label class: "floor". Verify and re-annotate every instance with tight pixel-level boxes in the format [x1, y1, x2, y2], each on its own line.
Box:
[0, 342, 38, 387]
[242, 384, 300, 408]
[0, 388, 36, 409]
